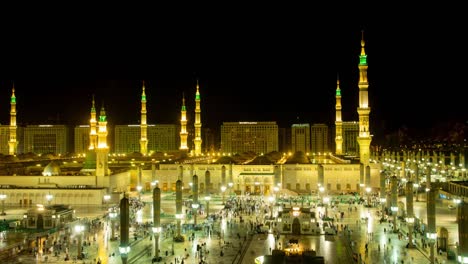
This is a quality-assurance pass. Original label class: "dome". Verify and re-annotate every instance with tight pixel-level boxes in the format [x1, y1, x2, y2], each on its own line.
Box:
[42, 161, 61, 176]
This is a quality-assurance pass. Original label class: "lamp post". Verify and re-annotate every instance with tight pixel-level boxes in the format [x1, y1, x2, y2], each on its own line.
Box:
[109, 209, 117, 241]
[136, 185, 143, 201]
[273, 186, 279, 201]
[359, 183, 365, 199]
[103, 194, 111, 209]
[319, 186, 325, 204]
[119, 195, 130, 264]
[46, 193, 53, 205]
[427, 188, 437, 264]
[74, 224, 85, 260]
[192, 203, 199, 225]
[365, 187, 371, 207]
[0, 194, 6, 215]
[192, 175, 199, 226]
[153, 186, 161, 261]
[406, 181, 415, 247]
[390, 176, 398, 233]
[205, 195, 211, 219]
[228, 182, 234, 196]
[221, 186, 226, 205]
[268, 196, 275, 219]
[323, 197, 330, 219]
[413, 183, 420, 202]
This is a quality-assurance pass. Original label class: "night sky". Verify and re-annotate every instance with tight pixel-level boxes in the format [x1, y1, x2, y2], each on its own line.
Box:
[1, 16, 466, 143]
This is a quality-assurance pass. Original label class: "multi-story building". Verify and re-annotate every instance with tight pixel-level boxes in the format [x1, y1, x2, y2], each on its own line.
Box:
[278, 127, 291, 153]
[23, 125, 71, 155]
[342, 121, 359, 156]
[150, 124, 179, 152]
[0, 125, 24, 155]
[311, 124, 329, 154]
[114, 124, 179, 154]
[291, 124, 310, 153]
[220, 121, 278, 154]
[74, 125, 90, 155]
[203, 127, 219, 152]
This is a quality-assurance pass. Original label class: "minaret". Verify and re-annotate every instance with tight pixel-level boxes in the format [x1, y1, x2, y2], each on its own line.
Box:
[356, 30, 372, 166]
[140, 81, 148, 155]
[179, 93, 189, 151]
[335, 76, 343, 155]
[194, 80, 202, 155]
[8, 84, 18, 155]
[89, 95, 98, 150]
[96, 104, 109, 181]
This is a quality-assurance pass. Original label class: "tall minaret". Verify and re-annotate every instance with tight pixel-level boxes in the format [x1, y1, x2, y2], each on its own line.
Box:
[89, 95, 98, 150]
[140, 81, 148, 155]
[335, 76, 343, 155]
[8, 84, 18, 155]
[179, 93, 189, 151]
[96, 104, 109, 180]
[194, 80, 202, 155]
[356, 30, 372, 165]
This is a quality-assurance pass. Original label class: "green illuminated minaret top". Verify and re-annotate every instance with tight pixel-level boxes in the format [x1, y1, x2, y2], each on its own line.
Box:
[141, 80, 146, 101]
[91, 95, 96, 113]
[99, 105, 106, 122]
[195, 79, 200, 100]
[336, 75, 341, 97]
[11, 84, 16, 103]
[182, 92, 186, 111]
[359, 30, 367, 65]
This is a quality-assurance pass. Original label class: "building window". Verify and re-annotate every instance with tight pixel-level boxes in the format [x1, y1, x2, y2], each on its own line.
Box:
[337, 184, 341, 191]
[296, 183, 300, 190]
[286, 183, 291, 190]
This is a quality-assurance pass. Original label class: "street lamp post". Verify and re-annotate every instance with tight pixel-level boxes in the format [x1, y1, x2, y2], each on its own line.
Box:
[427, 188, 437, 264]
[390, 176, 398, 233]
[205, 195, 211, 219]
[268, 196, 275, 219]
[323, 197, 330, 219]
[103, 194, 111, 209]
[136, 185, 143, 201]
[0, 194, 6, 215]
[109, 209, 117, 241]
[74, 224, 84, 260]
[153, 186, 161, 261]
[46, 193, 53, 205]
[119, 195, 130, 264]
[228, 182, 234, 196]
[192, 203, 199, 225]
[319, 186, 325, 204]
[406, 181, 415, 248]
[273, 186, 279, 206]
[221, 186, 226, 205]
[365, 187, 371, 207]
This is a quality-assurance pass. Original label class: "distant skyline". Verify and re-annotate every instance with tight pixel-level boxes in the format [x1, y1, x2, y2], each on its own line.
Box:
[1, 21, 466, 143]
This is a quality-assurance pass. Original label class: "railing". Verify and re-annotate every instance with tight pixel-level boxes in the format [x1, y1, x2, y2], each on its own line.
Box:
[233, 231, 254, 264]
[433, 181, 468, 198]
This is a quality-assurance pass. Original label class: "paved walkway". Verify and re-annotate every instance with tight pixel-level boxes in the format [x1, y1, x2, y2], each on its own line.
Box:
[0, 196, 461, 263]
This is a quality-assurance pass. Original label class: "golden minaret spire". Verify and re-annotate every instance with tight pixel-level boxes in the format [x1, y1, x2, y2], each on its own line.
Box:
[335, 75, 343, 155]
[179, 93, 189, 150]
[8, 83, 18, 155]
[194, 79, 202, 155]
[140, 80, 148, 155]
[96, 103, 109, 179]
[89, 95, 98, 150]
[356, 30, 372, 166]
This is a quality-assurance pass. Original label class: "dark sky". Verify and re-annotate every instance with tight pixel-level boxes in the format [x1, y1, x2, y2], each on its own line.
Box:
[1, 15, 466, 141]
